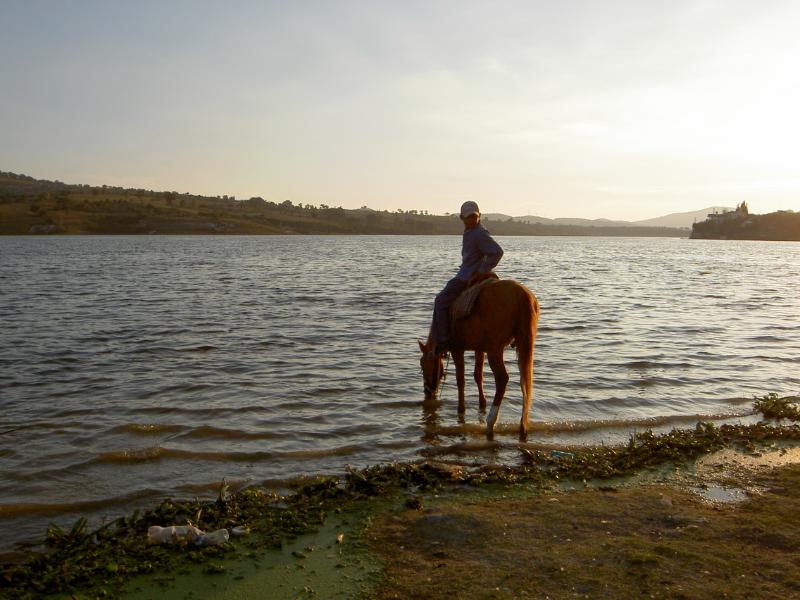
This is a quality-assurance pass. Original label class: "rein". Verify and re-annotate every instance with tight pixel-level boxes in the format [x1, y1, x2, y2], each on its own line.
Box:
[438, 352, 451, 400]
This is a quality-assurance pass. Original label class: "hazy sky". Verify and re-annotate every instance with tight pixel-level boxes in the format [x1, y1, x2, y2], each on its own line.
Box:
[2, 1, 799, 220]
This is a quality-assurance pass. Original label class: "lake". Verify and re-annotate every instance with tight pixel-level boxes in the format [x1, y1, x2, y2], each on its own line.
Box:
[1, 235, 798, 554]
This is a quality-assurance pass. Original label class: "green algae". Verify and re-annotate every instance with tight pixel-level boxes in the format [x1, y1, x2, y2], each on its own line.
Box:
[520, 420, 800, 481]
[120, 508, 382, 600]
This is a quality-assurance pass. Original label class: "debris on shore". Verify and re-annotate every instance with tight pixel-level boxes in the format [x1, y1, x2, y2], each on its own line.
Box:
[2, 396, 798, 598]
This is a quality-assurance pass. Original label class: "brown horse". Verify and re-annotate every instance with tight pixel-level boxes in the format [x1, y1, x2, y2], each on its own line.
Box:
[418, 279, 540, 441]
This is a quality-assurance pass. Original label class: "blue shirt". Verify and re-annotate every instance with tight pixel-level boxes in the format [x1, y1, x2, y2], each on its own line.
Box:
[456, 223, 504, 281]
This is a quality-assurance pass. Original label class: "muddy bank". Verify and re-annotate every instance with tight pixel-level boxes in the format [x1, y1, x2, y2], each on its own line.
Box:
[2, 410, 800, 598]
[366, 448, 800, 599]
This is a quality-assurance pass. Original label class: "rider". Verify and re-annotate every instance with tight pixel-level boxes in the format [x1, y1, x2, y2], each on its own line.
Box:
[431, 201, 504, 356]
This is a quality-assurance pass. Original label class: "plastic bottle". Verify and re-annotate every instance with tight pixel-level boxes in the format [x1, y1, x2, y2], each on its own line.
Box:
[199, 528, 230, 546]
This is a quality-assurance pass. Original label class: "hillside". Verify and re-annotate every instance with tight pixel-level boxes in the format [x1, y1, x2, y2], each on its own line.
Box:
[0, 171, 689, 237]
[485, 207, 735, 230]
[634, 206, 734, 228]
[485, 213, 633, 227]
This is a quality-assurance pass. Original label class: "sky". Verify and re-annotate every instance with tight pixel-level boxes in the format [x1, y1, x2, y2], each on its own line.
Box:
[2, 1, 799, 220]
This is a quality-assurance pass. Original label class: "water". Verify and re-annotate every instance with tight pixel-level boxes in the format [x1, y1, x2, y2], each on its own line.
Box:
[1, 235, 799, 553]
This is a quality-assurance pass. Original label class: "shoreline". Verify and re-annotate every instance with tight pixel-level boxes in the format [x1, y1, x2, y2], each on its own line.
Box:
[118, 445, 800, 600]
[3, 407, 800, 598]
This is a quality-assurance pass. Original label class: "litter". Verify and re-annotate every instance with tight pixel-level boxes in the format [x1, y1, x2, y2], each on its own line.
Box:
[550, 450, 575, 459]
[231, 525, 250, 537]
[147, 525, 203, 545]
[199, 529, 230, 546]
[147, 524, 230, 547]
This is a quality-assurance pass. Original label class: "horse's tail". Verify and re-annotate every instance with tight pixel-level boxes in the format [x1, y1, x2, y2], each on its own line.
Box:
[515, 287, 540, 430]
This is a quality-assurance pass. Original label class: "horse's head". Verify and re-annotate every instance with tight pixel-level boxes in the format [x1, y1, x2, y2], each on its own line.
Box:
[418, 339, 445, 400]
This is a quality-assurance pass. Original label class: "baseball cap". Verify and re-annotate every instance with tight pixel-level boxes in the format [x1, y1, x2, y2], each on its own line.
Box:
[459, 201, 480, 219]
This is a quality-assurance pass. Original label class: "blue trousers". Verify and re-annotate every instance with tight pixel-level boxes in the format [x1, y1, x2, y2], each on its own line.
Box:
[431, 277, 468, 344]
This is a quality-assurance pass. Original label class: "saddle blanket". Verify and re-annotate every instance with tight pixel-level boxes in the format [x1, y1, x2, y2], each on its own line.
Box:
[451, 278, 498, 320]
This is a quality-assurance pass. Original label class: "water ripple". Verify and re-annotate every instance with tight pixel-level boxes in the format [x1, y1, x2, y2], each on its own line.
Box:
[1, 235, 799, 553]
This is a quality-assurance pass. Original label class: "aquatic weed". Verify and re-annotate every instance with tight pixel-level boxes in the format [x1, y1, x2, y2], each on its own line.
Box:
[754, 393, 800, 420]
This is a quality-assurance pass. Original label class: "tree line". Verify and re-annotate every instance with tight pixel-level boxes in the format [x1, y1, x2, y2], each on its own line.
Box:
[1, 171, 688, 237]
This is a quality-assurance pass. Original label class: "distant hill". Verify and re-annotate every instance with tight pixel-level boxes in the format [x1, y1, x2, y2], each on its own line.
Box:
[552, 217, 633, 227]
[0, 171, 690, 237]
[485, 214, 633, 227]
[486, 207, 733, 230]
[633, 207, 734, 229]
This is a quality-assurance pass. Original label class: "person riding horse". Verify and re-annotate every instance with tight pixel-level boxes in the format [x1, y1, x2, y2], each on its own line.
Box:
[421, 203, 537, 439]
[430, 201, 504, 356]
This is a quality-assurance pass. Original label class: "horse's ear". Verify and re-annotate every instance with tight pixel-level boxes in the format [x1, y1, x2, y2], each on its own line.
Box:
[418, 339, 426, 353]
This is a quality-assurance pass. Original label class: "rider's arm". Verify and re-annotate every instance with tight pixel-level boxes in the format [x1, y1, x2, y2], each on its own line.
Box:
[477, 230, 503, 273]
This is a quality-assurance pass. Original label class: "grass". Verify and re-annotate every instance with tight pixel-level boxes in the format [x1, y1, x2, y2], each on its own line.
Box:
[366, 463, 800, 599]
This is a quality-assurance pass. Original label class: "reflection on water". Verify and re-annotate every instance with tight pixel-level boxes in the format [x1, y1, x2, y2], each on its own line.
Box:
[1, 234, 799, 552]
[420, 398, 443, 445]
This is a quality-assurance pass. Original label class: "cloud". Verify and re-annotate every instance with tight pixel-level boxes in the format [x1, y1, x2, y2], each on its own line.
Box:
[2, 1, 799, 218]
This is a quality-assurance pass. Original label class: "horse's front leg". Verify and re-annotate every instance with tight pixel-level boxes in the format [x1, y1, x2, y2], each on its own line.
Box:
[452, 349, 466, 416]
[486, 350, 509, 441]
[474, 351, 487, 411]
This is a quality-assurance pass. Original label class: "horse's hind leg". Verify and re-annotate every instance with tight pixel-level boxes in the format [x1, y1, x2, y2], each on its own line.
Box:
[452, 349, 467, 417]
[474, 351, 487, 411]
[486, 350, 508, 441]
[517, 343, 534, 442]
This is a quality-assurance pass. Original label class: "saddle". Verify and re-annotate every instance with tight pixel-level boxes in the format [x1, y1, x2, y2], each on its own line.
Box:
[450, 273, 500, 321]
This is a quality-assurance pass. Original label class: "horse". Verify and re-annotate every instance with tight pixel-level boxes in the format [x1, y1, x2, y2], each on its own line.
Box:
[418, 279, 540, 441]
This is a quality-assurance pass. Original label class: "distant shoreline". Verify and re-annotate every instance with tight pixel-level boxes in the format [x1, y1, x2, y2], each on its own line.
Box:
[1, 171, 690, 237]
[4, 231, 691, 237]
[690, 202, 800, 241]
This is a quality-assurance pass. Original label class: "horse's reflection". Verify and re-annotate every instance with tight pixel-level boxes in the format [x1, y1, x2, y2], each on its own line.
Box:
[420, 397, 442, 444]
[419, 398, 505, 462]
[421, 389, 497, 448]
